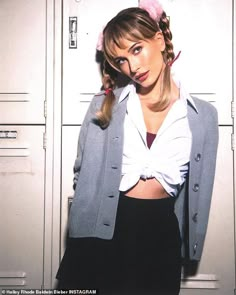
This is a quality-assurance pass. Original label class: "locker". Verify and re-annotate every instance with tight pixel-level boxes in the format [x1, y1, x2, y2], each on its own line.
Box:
[0, 0, 46, 124]
[0, 0, 53, 289]
[164, 0, 233, 125]
[0, 126, 45, 288]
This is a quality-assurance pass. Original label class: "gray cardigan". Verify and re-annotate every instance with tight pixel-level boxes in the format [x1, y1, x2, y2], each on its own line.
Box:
[69, 87, 219, 261]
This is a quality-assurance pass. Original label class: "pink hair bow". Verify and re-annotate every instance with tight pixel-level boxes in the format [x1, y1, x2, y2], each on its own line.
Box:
[96, 28, 104, 51]
[139, 0, 163, 22]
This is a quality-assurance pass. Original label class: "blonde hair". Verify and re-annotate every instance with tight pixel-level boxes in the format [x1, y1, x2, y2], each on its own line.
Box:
[97, 7, 175, 128]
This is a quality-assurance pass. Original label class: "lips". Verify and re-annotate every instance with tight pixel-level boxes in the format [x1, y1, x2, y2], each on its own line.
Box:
[135, 71, 149, 82]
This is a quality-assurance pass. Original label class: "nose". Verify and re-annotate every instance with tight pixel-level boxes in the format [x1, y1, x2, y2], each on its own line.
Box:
[128, 57, 140, 74]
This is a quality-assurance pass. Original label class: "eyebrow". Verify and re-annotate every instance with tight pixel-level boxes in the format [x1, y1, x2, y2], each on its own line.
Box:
[128, 41, 141, 53]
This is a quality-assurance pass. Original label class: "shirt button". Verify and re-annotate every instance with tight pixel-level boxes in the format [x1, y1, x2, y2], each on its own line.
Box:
[193, 184, 199, 192]
[195, 153, 201, 162]
[108, 195, 114, 198]
[192, 213, 198, 223]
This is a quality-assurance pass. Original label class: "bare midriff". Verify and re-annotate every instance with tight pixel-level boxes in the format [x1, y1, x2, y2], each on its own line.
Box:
[124, 178, 170, 199]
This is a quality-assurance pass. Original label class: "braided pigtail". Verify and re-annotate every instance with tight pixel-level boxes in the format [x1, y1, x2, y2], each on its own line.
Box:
[149, 11, 175, 111]
[96, 60, 117, 129]
[96, 89, 116, 129]
[159, 11, 175, 65]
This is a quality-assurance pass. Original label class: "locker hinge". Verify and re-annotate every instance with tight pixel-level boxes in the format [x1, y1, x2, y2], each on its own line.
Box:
[231, 101, 235, 118]
[44, 100, 47, 118]
[231, 133, 235, 151]
[43, 132, 47, 149]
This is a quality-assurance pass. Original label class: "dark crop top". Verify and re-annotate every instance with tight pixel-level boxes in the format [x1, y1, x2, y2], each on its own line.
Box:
[146, 132, 156, 149]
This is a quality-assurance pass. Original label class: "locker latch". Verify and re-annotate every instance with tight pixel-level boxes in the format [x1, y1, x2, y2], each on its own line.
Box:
[0, 130, 17, 139]
[68, 197, 74, 215]
[69, 17, 77, 49]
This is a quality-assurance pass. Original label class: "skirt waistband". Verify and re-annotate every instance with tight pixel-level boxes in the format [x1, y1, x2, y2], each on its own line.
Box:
[118, 191, 175, 216]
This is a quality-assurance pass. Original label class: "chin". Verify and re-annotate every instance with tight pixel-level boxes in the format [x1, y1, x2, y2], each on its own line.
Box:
[138, 80, 154, 89]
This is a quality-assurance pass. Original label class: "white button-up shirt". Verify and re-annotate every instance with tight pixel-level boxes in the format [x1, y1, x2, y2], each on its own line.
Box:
[119, 80, 198, 197]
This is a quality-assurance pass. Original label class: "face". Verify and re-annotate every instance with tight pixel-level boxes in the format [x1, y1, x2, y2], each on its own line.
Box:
[112, 32, 165, 92]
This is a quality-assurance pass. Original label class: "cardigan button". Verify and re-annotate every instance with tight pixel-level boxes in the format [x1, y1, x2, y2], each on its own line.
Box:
[192, 213, 198, 223]
[103, 222, 110, 226]
[108, 195, 114, 198]
[195, 153, 201, 162]
[193, 242, 198, 255]
[193, 184, 199, 192]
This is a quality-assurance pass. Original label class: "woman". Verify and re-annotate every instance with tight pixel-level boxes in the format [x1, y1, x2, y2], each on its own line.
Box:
[56, 1, 218, 294]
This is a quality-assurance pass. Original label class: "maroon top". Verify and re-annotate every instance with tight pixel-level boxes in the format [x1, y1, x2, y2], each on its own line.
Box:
[146, 132, 156, 149]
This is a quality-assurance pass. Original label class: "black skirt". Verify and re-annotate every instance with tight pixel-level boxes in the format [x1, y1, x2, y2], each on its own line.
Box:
[56, 192, 182, 295]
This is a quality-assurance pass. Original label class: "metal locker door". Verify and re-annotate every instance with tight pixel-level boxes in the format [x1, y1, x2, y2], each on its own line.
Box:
[161, 0, 235, 293]
[180, 127, 235, 295]
[0, 0, 46, 124]
[0, 126, 45, 288]
[164, 0, 232, 125]
[62, 0, 139, 125]
[0, 0, 51, 289]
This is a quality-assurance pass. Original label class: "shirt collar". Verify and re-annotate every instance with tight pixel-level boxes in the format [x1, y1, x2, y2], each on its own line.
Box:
[118, 81, 135, 103]
[118, 78, 198, 113]
[174, 77, 198, 113]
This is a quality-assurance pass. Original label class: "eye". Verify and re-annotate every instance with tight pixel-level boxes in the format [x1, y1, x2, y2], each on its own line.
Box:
[115, 58, 126, 66]
[133, 46, 142, 55]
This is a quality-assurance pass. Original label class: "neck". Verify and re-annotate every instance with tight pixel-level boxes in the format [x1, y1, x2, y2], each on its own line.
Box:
[136, 63, 165, 102]
[137, 74, 179, 112]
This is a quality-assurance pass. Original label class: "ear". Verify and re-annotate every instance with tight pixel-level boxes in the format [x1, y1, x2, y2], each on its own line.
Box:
[154, 32, 166, 52]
